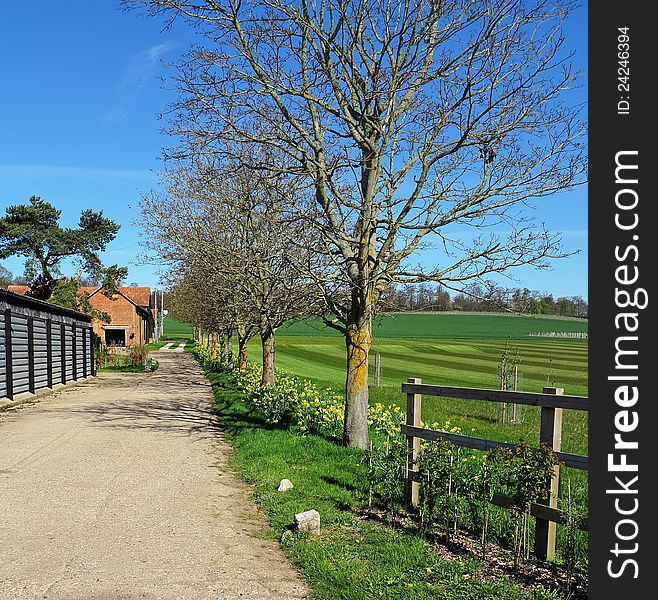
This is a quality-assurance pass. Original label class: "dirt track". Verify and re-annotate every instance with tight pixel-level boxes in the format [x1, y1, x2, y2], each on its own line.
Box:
[0, 351, 308, 600]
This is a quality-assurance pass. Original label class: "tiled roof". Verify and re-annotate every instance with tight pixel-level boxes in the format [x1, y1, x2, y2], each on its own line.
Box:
[6, 284, 31, 295]
[117, 286, 151, 307]
[8, 284, 151, 307]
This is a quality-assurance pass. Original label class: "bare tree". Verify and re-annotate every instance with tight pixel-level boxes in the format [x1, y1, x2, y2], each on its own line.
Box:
[139, 157, 324, 385]
[0, 265, 13, 289]
[167, 263, 258, 370]
[125, 0, 585, 448]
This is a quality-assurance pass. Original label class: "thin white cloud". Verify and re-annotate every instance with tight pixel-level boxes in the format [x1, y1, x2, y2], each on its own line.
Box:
[103, 42, 174, 127]
[0, 163, 153, 181]
[116, 43, 172, 94]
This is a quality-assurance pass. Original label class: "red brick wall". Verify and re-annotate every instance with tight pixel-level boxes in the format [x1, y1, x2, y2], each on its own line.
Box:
[89, 293, 146, 346]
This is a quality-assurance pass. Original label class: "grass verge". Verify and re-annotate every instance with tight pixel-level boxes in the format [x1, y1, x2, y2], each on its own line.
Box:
[207, 367, 569, 600]
[98, 358, 159, 373]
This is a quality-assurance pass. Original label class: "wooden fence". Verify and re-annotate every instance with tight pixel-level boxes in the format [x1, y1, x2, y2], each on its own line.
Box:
[401, 377, 588, 561]
[1, 289, 95, 402]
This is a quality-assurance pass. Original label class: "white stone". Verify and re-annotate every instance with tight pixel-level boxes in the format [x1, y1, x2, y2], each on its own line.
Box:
[277, 478, 294, 492]
[294, 509, 320, 535]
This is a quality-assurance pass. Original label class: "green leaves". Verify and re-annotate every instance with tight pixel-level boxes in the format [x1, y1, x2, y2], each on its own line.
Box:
[0, 196, 124, 302]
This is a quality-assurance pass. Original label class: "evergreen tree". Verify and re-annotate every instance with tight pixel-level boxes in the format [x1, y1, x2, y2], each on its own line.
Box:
[0, 196, 127, 314]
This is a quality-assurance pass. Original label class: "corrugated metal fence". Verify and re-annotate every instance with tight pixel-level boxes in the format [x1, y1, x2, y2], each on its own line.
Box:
[1, 289, 95, 401]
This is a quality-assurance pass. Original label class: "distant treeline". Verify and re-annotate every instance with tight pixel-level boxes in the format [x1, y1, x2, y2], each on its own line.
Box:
[377, 283, 588, 318]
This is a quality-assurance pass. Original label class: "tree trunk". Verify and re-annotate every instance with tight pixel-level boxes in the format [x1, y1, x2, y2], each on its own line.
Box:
[227, 327, 234, 367]
[219, 333, 227, 365]
[343, 317, 371, 448]
[210, 332, 217, 358]
[261, 328, 275, 387]
[237, 343, 248, 371]
[236, 324, 249, 372]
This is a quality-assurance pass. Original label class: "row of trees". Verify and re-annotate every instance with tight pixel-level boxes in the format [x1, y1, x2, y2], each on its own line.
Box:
[140, 159, 326, 387]
[379, 283, 588, 317]
[127, 0, 585, 448]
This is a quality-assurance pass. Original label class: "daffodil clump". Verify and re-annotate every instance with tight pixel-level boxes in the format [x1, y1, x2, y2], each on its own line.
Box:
[292, 385, 345, 439]
[213, 360, 406, 442]
[367, 402, 405, 438]
[193, 344, 217, 368]
[420, 419, 462, 435]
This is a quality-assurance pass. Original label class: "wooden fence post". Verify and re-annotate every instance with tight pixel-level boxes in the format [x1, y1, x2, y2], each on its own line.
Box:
[4, 309, 13, 400]
[404, 377, 422, 510]
[374, 351, 381, 387]
[535, 386, 564, 560]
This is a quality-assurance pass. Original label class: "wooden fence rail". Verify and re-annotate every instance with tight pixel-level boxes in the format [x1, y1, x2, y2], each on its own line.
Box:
[401, 377, 589, 561]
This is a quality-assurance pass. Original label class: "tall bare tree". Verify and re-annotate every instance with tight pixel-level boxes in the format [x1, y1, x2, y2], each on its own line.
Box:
[139, 158, 323, 385]
[125, 0, 585, 448]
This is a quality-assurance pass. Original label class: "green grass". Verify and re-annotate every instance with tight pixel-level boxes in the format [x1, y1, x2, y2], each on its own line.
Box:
[97, 358, 159, 373]
[247, 336, 588, 453]
[161, 317, 194, 339]
[177, 313, 588, 455]
[147, 338, 196, 350]
[209, 368, 569, 599]
[146, 340, 171, 351]
[252, 336, 587, 393]
[188, 311, 588, 596]
[98, 364, 145, 373]
[181, 312, 587, 456]
[278, 312, 587, 340]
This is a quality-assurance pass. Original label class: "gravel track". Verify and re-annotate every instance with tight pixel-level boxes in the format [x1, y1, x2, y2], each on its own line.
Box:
[0, 351, 307, 600]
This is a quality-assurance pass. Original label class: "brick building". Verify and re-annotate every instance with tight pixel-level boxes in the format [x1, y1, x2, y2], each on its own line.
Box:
[82, 286, 155, 347]
[7, 285, 155, 347]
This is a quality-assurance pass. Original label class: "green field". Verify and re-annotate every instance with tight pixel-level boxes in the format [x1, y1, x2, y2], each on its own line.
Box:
[252, 336, 587, 395]
[278, 311, 588, 339]
[248, 313, 588, 397]
[162, 317, 194, 338]
[246, 313, 588, 458]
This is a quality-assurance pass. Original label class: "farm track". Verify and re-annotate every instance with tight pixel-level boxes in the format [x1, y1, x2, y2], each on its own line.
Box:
[0, 351, 307, 600]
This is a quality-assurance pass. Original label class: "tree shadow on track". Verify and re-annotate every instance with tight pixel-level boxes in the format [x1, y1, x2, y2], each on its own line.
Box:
[42, 354, 229, 438]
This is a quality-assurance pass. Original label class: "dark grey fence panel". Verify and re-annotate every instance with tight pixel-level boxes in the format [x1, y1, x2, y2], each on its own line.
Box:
[0, 310, 6, 398]
[83, 327, 91, 377]
[33, 318, 49, 389]
[1, 289, 94, 401]
[11, 314, 30, 396]
[50, 322, 62, 385]
[64, 325, 74, 380]
[75, 326, 84, 379]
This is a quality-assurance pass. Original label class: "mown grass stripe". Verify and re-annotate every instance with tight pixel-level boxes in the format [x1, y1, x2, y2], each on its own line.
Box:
[374, 346, 587, 372]
[279, 313, 588, 340]
[271, 342, 586, 393]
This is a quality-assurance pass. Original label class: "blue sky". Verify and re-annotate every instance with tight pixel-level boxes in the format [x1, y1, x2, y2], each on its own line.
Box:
[0, 1, 588, 299]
